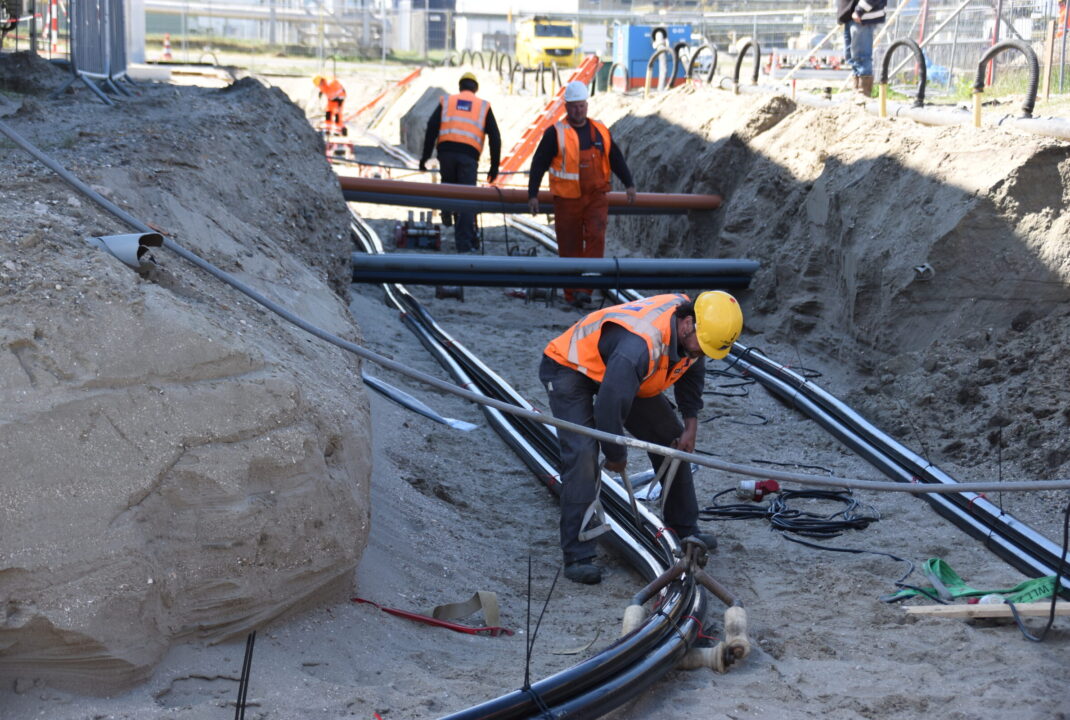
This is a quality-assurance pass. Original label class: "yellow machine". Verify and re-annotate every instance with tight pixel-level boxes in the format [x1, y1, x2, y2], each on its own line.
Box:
[515, 16, 582, 69]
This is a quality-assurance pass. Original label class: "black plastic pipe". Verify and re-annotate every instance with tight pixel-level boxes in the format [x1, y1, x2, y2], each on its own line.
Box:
[351, 253, 759, 277]
[687, 42, 718, 84]
[973, 39, 1039, 118]
[879, 38, 927, 107]
[733, 40, 762, 89]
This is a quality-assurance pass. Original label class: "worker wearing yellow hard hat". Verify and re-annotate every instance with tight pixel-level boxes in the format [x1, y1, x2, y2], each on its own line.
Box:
[312, 74, 347, 137]
[419, 72, 501, 253]
[539, 292, 743, 584]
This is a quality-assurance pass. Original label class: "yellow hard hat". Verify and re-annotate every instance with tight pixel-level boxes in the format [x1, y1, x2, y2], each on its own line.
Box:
[312, 74, 324, 86]
[694, 291, 743, 359]
[460, 71, 478, 83]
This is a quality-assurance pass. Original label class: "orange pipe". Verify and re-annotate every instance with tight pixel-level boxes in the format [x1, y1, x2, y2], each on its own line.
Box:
[337, 177, 723, 211]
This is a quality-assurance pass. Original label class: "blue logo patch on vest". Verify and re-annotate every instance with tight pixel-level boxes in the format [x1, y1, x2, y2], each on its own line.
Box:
[456, 99, 473, 111]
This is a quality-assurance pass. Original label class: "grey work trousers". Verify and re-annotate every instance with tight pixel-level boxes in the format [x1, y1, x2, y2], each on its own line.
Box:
[539, 355, 701, 564]
[437, 150, 479, 253]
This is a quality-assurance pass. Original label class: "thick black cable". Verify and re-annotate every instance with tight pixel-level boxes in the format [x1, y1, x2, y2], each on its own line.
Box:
[234, 630, 256, 720]
[1008, 496, 1069, 641]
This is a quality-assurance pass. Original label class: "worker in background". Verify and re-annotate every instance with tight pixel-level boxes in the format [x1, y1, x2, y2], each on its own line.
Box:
[838, 0, 886, 98]
[527, 80, 637, 309]
[538, 291, 743, 584]
[312, 74, 347, 137]
[419, 72, 501, 254]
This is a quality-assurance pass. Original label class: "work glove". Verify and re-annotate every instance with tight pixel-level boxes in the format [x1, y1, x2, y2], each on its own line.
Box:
[419, 159, 427, 172]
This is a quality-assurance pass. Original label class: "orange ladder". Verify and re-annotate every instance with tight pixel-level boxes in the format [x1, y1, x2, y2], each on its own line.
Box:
[490, 55, 602, 187]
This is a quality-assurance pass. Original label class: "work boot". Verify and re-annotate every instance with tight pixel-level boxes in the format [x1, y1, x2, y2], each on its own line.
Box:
[564, 560, 602, 585]
[858, 75, 873, 98]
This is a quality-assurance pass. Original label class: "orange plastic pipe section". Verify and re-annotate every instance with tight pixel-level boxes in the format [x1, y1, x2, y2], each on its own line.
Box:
[338, 177, 723, 211]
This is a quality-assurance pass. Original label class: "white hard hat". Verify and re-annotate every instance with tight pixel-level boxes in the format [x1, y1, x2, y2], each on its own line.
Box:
[563, 80, 589, 102]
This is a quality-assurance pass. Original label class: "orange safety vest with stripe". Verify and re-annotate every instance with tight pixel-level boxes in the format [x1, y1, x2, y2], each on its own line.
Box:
[548, 119, 612, 199]
[318, 77, 346, 101]
[544, 294, 695, 398]
[438, 91, 490, 153]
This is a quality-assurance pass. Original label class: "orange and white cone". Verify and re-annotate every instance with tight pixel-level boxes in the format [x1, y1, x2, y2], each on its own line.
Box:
[162, 33, 173, 61]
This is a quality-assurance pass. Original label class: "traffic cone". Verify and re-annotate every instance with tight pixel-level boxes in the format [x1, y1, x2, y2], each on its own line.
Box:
[162, 33, 173, 61]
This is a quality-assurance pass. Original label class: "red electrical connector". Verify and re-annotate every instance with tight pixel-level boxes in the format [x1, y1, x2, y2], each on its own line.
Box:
[736, 479, 780, 502]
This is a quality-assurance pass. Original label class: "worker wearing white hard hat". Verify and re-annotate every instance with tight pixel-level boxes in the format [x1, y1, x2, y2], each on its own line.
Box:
[527, 79, 637, 308]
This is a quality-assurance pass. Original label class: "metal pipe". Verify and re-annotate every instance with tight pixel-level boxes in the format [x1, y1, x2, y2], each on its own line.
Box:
[338, 177, 724, 211]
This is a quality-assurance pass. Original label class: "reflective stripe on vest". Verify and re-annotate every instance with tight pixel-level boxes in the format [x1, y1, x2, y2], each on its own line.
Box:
[548, 119, 612, 199]
[439, 92, 489, 152]
[544, 294, 695, 397]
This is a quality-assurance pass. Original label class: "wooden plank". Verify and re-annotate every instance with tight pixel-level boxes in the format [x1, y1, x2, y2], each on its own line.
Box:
[904, 602, 1070, 618]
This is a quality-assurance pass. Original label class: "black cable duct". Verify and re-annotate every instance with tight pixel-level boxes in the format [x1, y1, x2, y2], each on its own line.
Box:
[350, 216, 710, 720]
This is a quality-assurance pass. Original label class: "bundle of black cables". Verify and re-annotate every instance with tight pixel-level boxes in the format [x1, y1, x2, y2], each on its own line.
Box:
[699, 488, 881, 539]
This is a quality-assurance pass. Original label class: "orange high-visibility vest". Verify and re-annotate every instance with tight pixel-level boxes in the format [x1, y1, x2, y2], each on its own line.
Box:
[438, 91, 490, 152]
[548, 119, 612, 199]
[318, 77, 346, 101]
[544, 294, 695, 397]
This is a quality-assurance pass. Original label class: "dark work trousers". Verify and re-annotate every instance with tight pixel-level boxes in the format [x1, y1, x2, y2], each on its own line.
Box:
[539, 355, 700, 564]
[437, 150, 480, 253]
[552, 145, 609, 304]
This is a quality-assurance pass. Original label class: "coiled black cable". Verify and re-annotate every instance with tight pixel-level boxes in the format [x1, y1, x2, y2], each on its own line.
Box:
[699, 487, 880, 539]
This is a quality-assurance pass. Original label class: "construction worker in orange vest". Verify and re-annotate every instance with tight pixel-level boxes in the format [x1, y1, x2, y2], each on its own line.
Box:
[539, 291, 743, 584]
[312, 74, 347, 137]
[419, 72, 501, 253]
[528, 80, 637, 309]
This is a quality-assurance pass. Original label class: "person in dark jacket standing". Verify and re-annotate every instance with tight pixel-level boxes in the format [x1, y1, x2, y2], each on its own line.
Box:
[527, 80, 637, 309]
[538, 291, 743, 584]
[838, 0, 886, 97]
[420, 72, 501, 253]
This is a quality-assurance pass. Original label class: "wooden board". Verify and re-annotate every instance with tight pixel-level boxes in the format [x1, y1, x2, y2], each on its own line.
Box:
[904, 602, 1070, 618]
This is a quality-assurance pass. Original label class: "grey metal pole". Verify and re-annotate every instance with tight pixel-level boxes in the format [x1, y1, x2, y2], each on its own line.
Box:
[947, 7, 962, 91]
[990, 0, 1005, 85]
[30, 0, 37, 54]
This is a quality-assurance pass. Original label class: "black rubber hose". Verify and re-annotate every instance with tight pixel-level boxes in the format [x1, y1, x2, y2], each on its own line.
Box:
[687, 42, 718, 84]
[879, 38, 927, 108]
[473, 50, 486, 70]
[670, 40, 689, 86]
[733, 40, 762, 86]
[973, 39, 1039, 118]
[646, 46, 673, 92]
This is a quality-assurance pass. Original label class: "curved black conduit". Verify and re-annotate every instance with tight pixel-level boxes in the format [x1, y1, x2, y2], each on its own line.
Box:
[879, 38, 927, 109]
[733, 40, 762, 91]
[973, 39, 1039, 119]
[473, 50, 487, 70]
[349, 219, 709, 720]
[644, 46, 673, 96]
[670, 40, 689, 87]
[687, 42, 718, 84]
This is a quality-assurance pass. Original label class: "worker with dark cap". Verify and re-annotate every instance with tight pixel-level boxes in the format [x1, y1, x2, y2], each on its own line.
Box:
[420, 72, 501, 253]
[539, 291, 743, 584]
[527, 80, 637, 308]
[312, 74, 347, 137]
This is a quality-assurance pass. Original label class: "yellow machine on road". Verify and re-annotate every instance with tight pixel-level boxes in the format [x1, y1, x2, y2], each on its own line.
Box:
[515, 17, 582, 69]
